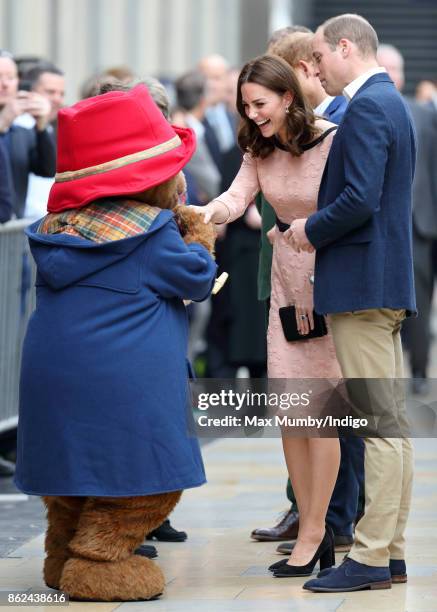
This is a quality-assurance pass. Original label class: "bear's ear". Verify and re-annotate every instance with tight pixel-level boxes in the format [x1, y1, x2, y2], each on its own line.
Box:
[176, 172, 187, 199]
[139, 176, 179, 210]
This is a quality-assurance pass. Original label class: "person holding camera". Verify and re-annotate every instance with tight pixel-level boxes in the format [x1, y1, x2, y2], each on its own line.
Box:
[0, 50, 55, 219]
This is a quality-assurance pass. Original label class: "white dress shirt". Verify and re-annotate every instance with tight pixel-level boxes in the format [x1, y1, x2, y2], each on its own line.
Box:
[343, 67, 386, 101]
[14, 114, 55, 219]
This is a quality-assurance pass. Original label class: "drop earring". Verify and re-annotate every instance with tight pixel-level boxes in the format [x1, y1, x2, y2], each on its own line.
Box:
[285, 105, 290, 114]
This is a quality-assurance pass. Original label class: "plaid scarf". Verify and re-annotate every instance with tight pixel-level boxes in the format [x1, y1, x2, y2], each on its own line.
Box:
[38, 199, 161, 243]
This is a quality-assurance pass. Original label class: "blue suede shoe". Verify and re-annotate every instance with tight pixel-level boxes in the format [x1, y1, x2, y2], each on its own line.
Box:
[303, 557, 391, 592]
[317, 557, 407, 583]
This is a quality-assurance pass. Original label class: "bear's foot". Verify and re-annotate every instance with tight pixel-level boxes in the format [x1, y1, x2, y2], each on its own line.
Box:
[60, 555, 165, 602]
[43, 556, 65, 590]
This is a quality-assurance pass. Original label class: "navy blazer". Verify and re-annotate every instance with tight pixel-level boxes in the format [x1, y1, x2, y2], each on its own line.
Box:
[203, 117, 223, 175]
[324, 96, 347, 123]
[9, 125, 56, 219]
[306, 73, 417, 314]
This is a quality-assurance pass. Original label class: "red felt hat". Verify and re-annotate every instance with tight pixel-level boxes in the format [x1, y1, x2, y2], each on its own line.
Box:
[47, 84, 196, 212]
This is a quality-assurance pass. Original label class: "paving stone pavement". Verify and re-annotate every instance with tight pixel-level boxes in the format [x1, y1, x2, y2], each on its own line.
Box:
[0, 498, 44, 558]
[0, 436, 436, 612]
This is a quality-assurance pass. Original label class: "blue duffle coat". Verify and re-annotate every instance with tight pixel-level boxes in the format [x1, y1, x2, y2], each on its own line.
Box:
[15, 210, 216, 496]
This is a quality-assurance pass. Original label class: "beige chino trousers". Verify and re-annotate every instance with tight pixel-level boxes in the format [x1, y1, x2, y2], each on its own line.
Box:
[329, 308, 414, 566]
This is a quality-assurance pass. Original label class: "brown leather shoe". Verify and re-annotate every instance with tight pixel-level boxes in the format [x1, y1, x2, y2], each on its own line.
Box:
[276, 541, 295, 554]
[251, 510, 299, 542]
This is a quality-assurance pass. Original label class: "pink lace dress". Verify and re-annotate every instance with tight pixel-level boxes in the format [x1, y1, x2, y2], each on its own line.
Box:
[215, 120, 341, 379]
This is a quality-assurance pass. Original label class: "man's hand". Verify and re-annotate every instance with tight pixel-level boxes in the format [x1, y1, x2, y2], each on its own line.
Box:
[26, 92, 51, 131]
[284, 218, 314, 253]
[0, 91, 32, 132]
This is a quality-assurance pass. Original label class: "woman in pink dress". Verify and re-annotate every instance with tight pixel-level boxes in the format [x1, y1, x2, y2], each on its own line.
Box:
[193, 55, 341, 577]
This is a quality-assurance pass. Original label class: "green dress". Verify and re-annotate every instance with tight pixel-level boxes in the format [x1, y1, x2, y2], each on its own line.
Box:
[255, 193, 276, 301]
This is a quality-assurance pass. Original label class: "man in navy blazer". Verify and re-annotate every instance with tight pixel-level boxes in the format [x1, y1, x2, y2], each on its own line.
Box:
[288, 14, 416, 593]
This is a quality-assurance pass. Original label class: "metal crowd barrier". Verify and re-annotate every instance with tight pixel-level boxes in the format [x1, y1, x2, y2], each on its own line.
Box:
[0, 219, 35, 433]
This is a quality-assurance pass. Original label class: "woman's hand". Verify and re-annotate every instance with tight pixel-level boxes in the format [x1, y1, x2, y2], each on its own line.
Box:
[294, 303, 314, 336]
[189, 201, 230, 224]
[266, 226, 276, 245]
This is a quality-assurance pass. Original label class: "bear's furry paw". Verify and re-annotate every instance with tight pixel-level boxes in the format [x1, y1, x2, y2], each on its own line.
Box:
[60, 556, 164, 602]
[173, 205, 216, 256]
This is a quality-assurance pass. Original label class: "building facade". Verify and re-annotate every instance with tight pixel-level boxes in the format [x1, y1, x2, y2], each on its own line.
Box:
[0, 0, 436, 102]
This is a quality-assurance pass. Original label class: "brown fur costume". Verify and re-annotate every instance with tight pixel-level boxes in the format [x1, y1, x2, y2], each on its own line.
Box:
[42, 174, 215, 601]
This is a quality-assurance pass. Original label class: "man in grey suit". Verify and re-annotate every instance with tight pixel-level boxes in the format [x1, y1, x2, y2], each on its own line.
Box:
[378, 44, 437, 395]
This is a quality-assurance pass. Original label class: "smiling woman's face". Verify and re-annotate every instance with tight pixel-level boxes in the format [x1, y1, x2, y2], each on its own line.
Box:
[241, 82, 291, 141]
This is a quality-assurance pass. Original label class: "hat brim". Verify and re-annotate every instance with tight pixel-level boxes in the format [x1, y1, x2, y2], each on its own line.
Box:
[47, 125, 196, 213]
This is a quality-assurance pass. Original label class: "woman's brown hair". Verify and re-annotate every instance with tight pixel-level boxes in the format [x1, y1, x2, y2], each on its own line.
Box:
[236, 54, 319, 158]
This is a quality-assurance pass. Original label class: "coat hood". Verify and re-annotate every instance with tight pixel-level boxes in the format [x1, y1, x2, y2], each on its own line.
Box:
[26, 210, 173, 290]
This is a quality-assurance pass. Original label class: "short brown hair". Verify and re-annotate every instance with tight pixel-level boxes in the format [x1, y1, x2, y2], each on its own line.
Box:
[270, 32, 314, 68]
[267, 25, 311, 50]
[321, 14, 378, 58]
[97, 77, 170, 119]
[236, 55, 319, 159]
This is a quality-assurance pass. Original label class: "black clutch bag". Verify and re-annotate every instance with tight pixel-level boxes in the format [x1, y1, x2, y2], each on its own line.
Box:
[279, 306, 327, 342]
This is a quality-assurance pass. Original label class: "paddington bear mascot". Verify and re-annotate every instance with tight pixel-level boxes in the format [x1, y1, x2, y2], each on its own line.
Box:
[14, 85, 216, 601]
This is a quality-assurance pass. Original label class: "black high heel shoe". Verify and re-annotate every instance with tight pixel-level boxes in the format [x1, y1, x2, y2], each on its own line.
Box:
[269, 524, 335, 573]
[325, 523, 336, 566]
[268, 558, 288, 572]
[272, 529, 335, 578]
